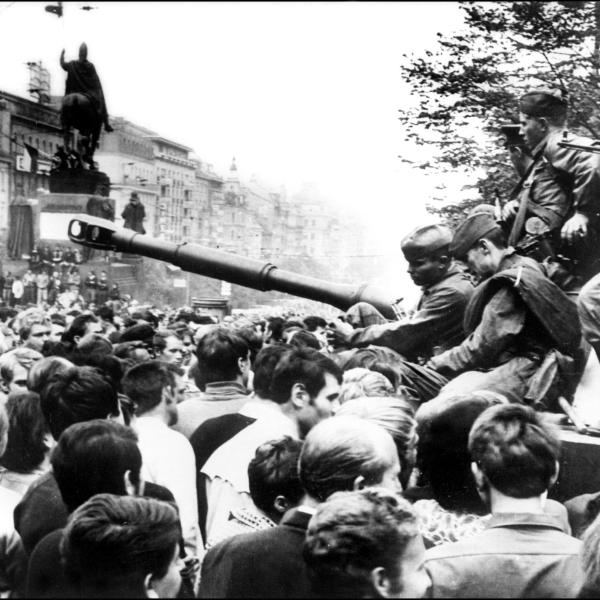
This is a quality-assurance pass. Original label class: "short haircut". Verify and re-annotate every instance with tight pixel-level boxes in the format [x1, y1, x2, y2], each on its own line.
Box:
[248, 436, 304, 519]
[270, 347, 342, 405]
[519, 91, 568, 125]
[52, 420, 142, 512]
[337, 368, 395, 404]
[122, 361, 175, 416]
[0, 348, 43, 385]
[251, 344, 290, 399]
[266, 317, 285, 342]
[303, 316, 327, 332]
[417, 392, 504, 514]
[340, 347, 403, 390]
[0, 391, 49, 473]
[27, 357, 74, 394]
[299, 417, 396, 502]
[304, 488, 419, 598]
[63, 314, 100, 345]
[40, 366, 119, 440]
[61, 494, 181, 597]
[336, 397, 416, 485]
[153, 329, 180, 353]
[468, 403, 560, 498]
[233, 325, 263, 365]
[195, 327, 249, 383]
[75, 333, 113, 357]
[288, 330, 321, 350]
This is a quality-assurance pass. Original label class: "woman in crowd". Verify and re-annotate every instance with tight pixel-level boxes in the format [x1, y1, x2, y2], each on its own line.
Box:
[0, 391, 51, 497]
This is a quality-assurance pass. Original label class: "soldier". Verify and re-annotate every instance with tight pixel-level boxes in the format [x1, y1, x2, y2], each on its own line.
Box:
[84, 270, 97, 304]
[418, 209, 581, 413]
[501, 90, 600, 282]
[327, 224, 474, 364]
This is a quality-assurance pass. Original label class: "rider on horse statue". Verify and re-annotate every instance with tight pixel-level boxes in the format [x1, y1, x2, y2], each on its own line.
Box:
[60, 43, 113, 169]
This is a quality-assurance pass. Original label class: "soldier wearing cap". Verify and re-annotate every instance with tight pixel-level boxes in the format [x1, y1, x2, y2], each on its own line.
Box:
[327, 224, 474, 364]
[420, 209, 581, 409]
[501, 89, 600, 281]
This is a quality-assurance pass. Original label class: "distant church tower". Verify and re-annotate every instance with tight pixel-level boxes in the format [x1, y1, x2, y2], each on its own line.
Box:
[225, 157, 242, 204]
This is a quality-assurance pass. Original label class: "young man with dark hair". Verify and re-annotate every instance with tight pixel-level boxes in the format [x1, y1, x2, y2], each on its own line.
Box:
[175, 326, 251, 438]
[304, 488, 430, 599]
[199, 416, 400, 598]
[25, 420, 175, 597]
[200, 347, 342, 543]
[124, 361, 200, 557]
[61, 313, 102, 352]
[206, 436, 304, 548]
[424, 404, 583, 597]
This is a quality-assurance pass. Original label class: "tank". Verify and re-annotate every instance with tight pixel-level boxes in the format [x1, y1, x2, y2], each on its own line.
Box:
[68, 214, 399, 318]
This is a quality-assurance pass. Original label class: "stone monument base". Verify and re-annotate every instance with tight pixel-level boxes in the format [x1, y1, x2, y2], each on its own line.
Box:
[49, 169, 110, 195]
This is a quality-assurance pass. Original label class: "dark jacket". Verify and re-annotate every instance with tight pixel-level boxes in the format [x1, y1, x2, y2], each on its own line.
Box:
[199, 508, 313, 598]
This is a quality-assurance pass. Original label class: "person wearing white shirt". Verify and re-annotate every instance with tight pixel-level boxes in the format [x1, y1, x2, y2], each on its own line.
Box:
[124, 361, 200, 557]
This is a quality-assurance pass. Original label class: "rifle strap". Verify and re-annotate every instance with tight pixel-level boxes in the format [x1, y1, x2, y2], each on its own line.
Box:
[508, 147, 545, 246]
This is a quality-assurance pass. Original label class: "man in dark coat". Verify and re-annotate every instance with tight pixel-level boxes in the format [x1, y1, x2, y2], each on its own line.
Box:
[121, 192, 146, 234]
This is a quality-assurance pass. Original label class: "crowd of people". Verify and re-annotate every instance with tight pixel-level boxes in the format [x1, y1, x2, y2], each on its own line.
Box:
[1, 87, 600, 598]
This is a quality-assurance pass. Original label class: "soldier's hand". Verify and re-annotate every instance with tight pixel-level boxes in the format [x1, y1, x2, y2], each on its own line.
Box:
[561, 212, 589, 244]
[502, 200, 519, 221]
[326, 319, 354, 348]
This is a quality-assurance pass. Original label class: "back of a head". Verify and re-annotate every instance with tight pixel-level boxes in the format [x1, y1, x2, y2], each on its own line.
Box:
[304, 488, 420, 599]
[418, 393, 504, 514]
[40, 366, 119, 440]
[248, 436, 304, 522]
[266, 316, 285, 342]
[0, 390, 49, 473]
[341, 347, 403, 390]
[288, 329, 321, 351]
[270, 346, 342, 405]
[61, 493, 181, 598]
[300, 416, 397, 502]
[337, 397, 416, 486]
[75, 333, 113, 358]
[338, 368, 395, 404]
[122, 360, 174, 416]
[27, 356, 74, 394]
[252, 344, 290, 399]
[304, 316, 326, 332]
[51, 420, 141, 512]
[468, 403, 560, 498]
[195, 326, 249, 383]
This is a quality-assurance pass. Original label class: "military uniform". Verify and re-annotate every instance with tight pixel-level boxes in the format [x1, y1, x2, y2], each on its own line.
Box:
[346, 263, 474, 363]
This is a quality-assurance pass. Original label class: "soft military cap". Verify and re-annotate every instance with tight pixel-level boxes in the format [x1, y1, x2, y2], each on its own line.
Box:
[401, 224, 453, 260]
[519, 90, 568, 120]
[450, 211, 502, 260]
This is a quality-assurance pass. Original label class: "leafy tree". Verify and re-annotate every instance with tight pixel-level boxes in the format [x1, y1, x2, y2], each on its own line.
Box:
[399, 1, 600, 226]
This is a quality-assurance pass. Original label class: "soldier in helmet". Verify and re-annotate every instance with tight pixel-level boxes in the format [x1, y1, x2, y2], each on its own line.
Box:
[501, 89, 600, 282]
[327, 224, 474, 364]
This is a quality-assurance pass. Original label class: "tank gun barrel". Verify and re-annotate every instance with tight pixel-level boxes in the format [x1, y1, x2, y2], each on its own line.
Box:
[67, 215, 397, 318]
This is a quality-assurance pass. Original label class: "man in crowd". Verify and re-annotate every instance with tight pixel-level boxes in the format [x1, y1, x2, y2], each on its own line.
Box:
[123, 361, 200, 555]
[304, 488, 431, 598]
[200, 346, 342, 543]
[176, 326, 251, 438]
[327, 224, 474, 364]
[199, 416, 401, 598]
[425, 404, 583, 597]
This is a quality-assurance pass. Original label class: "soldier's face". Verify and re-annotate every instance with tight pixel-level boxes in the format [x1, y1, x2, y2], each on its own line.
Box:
[404, 254, 446, 287]
[519, 113, 547, 150]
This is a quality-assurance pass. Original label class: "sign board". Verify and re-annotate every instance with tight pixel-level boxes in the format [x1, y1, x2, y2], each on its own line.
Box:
[173, 278, 187, 288]
[17, 154, 52, 175]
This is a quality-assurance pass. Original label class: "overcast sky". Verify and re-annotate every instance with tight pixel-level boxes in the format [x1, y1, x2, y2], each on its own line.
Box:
[0, 1, 468, 293]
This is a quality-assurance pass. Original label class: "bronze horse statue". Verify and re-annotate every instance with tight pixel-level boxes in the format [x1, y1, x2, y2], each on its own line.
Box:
[61, 92, 103, 169]
[60, 44, 112, 169]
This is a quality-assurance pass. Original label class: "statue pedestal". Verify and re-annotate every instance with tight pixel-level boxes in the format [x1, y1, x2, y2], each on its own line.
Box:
[49, 169, 110, 195]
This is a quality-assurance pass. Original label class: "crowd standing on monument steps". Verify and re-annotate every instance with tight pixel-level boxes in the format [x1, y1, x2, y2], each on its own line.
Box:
[3, 89, 600, 598]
